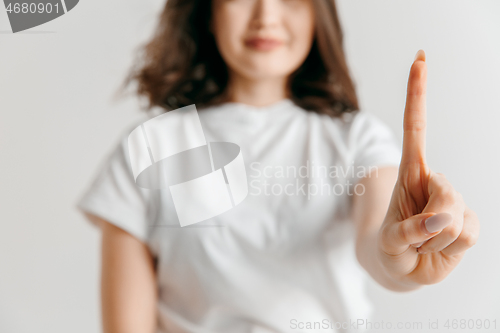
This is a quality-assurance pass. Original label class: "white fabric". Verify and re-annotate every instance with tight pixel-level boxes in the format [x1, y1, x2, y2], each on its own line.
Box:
[76, 99, 402, 333]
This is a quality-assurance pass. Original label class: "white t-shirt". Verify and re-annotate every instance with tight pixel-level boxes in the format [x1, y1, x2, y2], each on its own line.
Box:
[76, 98, 402, 333]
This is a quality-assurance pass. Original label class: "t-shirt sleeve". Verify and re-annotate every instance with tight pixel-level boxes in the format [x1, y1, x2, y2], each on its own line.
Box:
[346, 110, 402, 184]
[75, 131, 152, 243]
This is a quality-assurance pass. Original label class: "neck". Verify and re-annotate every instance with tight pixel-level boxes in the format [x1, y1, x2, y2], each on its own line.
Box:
[225, 71, 288, 107]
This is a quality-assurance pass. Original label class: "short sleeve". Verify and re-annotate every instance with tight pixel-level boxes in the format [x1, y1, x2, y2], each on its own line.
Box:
[75, 130, 152, 243]
[346, 110, 402, 184]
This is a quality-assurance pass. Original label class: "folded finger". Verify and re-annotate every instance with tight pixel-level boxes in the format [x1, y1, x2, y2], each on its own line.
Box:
[381, 212, 452, 255]
[441, 207, 480, 257]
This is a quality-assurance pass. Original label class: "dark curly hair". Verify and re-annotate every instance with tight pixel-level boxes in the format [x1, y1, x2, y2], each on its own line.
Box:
[121, 0, 359, 117]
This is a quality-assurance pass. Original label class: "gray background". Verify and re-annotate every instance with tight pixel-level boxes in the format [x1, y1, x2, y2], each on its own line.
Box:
[0, 0, 498, 332]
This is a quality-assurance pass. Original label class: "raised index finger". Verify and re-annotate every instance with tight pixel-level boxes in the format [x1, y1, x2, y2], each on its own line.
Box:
[401, 49, 427, 166]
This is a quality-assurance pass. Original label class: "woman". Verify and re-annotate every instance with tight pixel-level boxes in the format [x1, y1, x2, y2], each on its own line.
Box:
[77, 0, 480, 332]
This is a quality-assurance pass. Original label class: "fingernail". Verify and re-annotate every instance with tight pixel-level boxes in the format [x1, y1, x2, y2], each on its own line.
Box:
[423, 213, 453, 234]
[414, 49, 426, 62]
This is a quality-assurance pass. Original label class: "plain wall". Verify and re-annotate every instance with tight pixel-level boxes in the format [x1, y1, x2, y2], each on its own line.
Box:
[1, 1, 498, 332]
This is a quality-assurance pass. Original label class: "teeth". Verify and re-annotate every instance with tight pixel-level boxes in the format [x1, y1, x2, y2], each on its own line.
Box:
[4, 0, 79, 33]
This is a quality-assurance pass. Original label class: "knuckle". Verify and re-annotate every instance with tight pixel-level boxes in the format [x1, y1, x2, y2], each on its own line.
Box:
[452, 226, 463, 240]
[434, 172, 447, 181]
[474, 212, 481, 229]
[461, 231, 478, 248]
[445, 224, 462, 240]
[436, 175, 454, 190]
[436, 187, 457, 204]
[450, 190, 460, 202]
[433, 171, 446, 179]
[434, 194, 454, 207]
[468, 208, 479, 222]
[430, 172, 448, 190]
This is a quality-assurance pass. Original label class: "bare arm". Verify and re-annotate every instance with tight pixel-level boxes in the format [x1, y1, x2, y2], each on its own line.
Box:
[352, 166, 422, 292]
[85, 214, 158, 332]
[354, 52, 480, 291]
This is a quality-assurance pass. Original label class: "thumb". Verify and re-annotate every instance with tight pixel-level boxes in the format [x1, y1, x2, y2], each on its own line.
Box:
[381, 212, 453, 255]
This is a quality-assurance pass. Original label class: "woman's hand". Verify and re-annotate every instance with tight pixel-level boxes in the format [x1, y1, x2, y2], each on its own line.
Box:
[377, 50, 480, 287]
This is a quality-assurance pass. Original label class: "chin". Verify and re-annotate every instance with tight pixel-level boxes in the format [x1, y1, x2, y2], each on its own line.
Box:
[239, 61, 295, 80]
[241, 68, 291, 81]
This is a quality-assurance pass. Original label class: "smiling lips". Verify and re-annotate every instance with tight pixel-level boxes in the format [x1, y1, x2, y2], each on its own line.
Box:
[244, 37, 284, 51]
